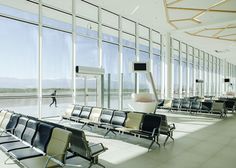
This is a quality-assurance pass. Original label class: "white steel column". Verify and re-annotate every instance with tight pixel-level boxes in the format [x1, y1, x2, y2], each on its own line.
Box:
[38, 0, 42, 119]
[118, 15, 123, 110]
[163, 33, 172, 99]
[72, 0, 76, 104]
[186, 46, 190, 97]
[135, 22, 139, 93]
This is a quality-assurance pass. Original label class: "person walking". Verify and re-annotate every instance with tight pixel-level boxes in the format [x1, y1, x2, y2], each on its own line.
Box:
[49, 90, 57, 107]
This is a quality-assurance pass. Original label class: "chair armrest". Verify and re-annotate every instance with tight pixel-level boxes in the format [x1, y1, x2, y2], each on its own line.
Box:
[44, 153, 65, 168]
[89, 143, 108, 157]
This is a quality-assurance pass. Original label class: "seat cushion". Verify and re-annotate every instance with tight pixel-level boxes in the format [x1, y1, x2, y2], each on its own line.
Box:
[21, 155, 60, 168]
[9, 147, 43, 160]
[0, 136, 20, 144]
[1, 141, 30, 152]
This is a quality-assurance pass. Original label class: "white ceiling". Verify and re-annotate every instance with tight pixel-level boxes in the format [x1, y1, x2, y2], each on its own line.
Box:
[86, 0, 236, 65]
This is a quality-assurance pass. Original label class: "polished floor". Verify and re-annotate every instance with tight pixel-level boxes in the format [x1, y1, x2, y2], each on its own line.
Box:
[1, 110, 236, 168]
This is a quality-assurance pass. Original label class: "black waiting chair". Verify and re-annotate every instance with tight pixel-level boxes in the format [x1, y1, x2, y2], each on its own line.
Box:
[0, 117, 28, 144]
[0, 119, 39, 152]
[0, 113, 20, 137]
[76, 106, 93, 123]
[200, 101, 213, 113]
[180, 99, 191, 112]
[170, 99, 181, 112]
[130, 114, 162, 151]
[155, 114, 175, 146]
[67, 127, 107, 168]
[98, 109, 114, 126]
[189, 101, 201, 114]
[70, 105, 83, 121]
[7, 123, 54, 161]
[103, 110, 127, 136]
[224, 100, 235, 112]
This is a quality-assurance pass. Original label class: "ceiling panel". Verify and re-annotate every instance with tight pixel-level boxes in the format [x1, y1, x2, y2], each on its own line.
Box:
[169, 0, 221, 8]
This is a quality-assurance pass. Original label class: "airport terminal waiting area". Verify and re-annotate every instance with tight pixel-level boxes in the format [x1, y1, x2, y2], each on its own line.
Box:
[0, 96, 235, 168]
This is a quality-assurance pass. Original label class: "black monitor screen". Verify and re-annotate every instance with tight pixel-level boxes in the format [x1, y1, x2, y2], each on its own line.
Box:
[133, 63, 147, 71]
[224, 78, 230, 82]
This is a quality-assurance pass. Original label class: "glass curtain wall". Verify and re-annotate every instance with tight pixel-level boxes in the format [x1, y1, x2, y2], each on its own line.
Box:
[0, 0, 38, 116]
[122, 17, 136, 109]
[171, 39, 180, 98]
[181, 43, 187, 98]
[171, 37, 226, 98]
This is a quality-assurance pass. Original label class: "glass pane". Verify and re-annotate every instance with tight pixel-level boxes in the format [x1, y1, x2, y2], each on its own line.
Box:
[42, 2, 72, 31]
[152, 30, 161, 44]
[102, 26, 118, 43]
[102, 42, 119, 109]
[153, 55, 161, 93]
[182, 61, 187, 97]
[77, 18, 98, 38]
[153, 43, 161, 55]
[0, 1, 38, 22]
[0, 18, 38, 96]
[122, 47, 136, 109]
[42, 28, 72, 96]
[77, 36, 99, 67]
[139, 51, 149, 93]
[173, 59, 179, 97]
[139, 38, 149, 52]
[122, 33, 135, 48]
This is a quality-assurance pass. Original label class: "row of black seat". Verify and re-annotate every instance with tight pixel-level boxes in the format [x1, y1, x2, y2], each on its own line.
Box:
[157, 98, 234, 117]
[61, 105, 176, 148]
[0, 109, 108, 168]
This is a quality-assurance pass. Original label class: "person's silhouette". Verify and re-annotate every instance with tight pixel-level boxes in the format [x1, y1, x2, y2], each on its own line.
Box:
[49, 90, 57, 107]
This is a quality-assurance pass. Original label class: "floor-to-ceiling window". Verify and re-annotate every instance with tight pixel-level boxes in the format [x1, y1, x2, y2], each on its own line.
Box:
[122, 17, 136, 109]
[171, 39, 180, 98]
[0, 2, 38, 116]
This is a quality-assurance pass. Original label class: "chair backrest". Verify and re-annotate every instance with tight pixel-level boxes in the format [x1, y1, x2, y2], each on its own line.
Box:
[0, 110, 7, 126]
[99, 109, 114, 124]
[163, 100, 172, 108]
[79, 106, 92, 119]
[141, 114, 162, 134]
[124, 112, 143, 130]
[88, 107, 102, 123]
[21, 119, 39, 145]
[33, 123, 54, 152]
[201, 101, 213, 111]
[181, 100, 190, 108]
[67, 127, 91, 159]
[212, 101, 225, 111]
[172, 99, 181, 108]
[13, 117, 28, 138]
[155, 114, 168, 128]
[5, 114, 21, 133]
[190, 101, 201, 109]
[71, 105, 83, 117]
[46, 128, 71, 163]
[0, 112, 13, 130]
[225, 100, 235, 109]
[111, 110, 127, 126]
